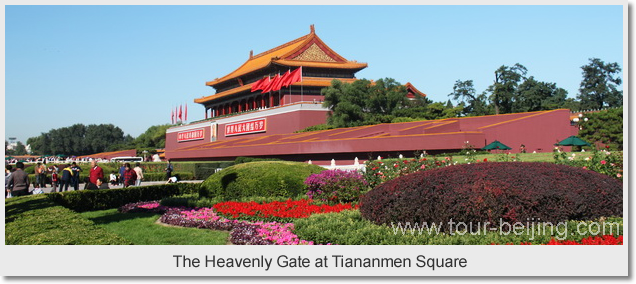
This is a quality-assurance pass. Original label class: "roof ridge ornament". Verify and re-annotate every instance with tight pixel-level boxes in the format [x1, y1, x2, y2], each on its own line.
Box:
[310, 24, 315, 33]
[249, 50, 253, 59]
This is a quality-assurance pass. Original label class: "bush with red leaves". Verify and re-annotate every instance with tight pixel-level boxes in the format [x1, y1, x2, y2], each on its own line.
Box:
[360, 162, 622, 231]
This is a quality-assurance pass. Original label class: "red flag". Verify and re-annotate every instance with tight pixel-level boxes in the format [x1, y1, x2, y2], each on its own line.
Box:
[279, 70, 292, 88]
[185, 103, 188, 122]
[262, 74, 281, 93]
[171, 108, 174, 124]
[287, 67, 302, 85]
[251, 77, 269, 92]
[178, 105, 183, 121]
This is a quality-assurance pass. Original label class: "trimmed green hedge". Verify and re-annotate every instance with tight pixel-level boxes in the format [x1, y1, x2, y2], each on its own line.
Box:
[47, 183, 200, 212]
[5, 194, 132, 245]
[199, 161, 324, 200]
[293, 210, 624, 245]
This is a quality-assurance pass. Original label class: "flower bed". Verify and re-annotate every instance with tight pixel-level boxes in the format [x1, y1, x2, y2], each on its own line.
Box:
[212, 199, 358, 222]
[495, 235, 623, 245]
[120, 201, 320, 245]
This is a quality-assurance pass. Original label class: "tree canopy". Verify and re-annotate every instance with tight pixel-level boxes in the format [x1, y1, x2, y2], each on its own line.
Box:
[577, 58, 623, 110]
[578, 107, 623, 150]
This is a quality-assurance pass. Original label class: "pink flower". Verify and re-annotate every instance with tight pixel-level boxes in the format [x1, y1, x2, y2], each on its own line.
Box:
[617, 174, 622, 178]
[601, 160, 607, 165]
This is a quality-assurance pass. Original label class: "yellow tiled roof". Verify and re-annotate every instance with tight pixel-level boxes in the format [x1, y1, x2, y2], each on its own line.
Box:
[205, 28, 366, 87]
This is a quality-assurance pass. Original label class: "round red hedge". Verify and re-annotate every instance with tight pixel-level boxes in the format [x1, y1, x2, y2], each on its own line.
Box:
[359, 162, 622, 229]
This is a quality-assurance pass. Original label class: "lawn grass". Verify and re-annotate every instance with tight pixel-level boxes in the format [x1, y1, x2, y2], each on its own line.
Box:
[79, 209, 230, 245]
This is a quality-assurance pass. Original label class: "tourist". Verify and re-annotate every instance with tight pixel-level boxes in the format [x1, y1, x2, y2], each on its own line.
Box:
[166, 176, 178, 184]
[60, 164, 73, 192]
[49, 165, 59, 192]
[39, 162, 47, 188]
[119, 163, 127, 187]
[133, 162, 144, 186]
[34, 162, 43, 190]
[88, 160, 104, 188]
[70, 162, 82, 191]
[109, 171, 118, 186]
[7, 162, 29, 197]
[87, 178, 110, 190]
[5, 165, 13, 198]
[165, 160, 173, 179]
[123, 163, 137, 188]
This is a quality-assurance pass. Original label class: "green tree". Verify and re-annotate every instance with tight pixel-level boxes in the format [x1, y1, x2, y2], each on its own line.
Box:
[489, 63, 527, 114]
[322, 78, 410, 128]
[577, 58, 623, 110]
[513, 76, 568, 112]
[578, 107, 623, 150]
[448, 79, 491, 116]
[132, 124, 171, 149]
[26, 124, 127, 155]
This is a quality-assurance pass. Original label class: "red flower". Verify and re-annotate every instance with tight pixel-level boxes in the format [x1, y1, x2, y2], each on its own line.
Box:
[483, 158, 488, 162]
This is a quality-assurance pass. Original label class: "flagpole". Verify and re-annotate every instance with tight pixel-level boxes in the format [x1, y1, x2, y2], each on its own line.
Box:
[300, 66, 304, 105]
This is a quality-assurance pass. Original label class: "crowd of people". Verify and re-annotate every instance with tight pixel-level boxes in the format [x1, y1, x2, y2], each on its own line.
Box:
[3, 160, 180, 198]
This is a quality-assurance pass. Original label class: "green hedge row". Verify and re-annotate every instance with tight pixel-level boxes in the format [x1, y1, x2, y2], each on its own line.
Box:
[47, 182, 201, 212]
[293, 210, 624, 245]
[5, 194, 132, 245]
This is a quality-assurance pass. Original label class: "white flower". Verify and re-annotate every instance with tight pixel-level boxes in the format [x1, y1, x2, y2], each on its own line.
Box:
[571, 153, 576, 157]
[585, 157, 590, 161]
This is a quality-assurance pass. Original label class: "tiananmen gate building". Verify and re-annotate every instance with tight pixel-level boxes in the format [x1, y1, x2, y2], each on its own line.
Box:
[165, 26, 578, 164]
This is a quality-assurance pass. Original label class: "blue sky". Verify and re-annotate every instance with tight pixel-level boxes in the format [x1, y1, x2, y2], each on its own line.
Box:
[5, 5, 624, 144]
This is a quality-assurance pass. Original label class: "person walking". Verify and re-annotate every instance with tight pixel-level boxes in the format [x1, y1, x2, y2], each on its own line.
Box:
[7, 162, 30, 197]
[123, 163, 137, 188]
[133, 162, 143, 186]
[88, 160, 104, 188]
[165, 160, 173, 180]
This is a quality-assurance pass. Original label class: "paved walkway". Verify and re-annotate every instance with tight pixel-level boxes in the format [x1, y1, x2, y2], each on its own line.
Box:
[34, 180, 203, 194]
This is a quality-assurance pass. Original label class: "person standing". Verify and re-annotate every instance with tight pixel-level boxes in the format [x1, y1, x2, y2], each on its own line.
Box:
[39, 163, 47, 189]
[88, 160, 104, 188]
[165, 160, 173, 180]
[5, 165, 13, 198]
[50, 165, 59, 193]
[34, 163, 43, 190]
[7, 162, 30, 197]
[123, 163, 137, 188]
[133, 162, 143, 186]
[70, 162, 82, 191]
[119, 163, 127, 187]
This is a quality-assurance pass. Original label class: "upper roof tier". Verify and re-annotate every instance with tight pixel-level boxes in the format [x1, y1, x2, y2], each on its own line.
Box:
[205, 25, 368, 87]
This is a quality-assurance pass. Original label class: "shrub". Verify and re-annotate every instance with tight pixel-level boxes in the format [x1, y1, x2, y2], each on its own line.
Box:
[554, 149, 623, 180]
[363, 157, 454, 188]
[47, 182, 200, 212]
[293, 210, 623, 245]
[305, 169, 368, 204]
[234, 157, 282, 164]
[199, 161, 324, 200]
[360, 162, 623, 231]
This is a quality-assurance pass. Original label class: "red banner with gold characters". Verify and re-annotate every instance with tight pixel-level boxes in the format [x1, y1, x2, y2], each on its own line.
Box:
[177, 128, 205, 142]
[225, 118, 266, 136]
